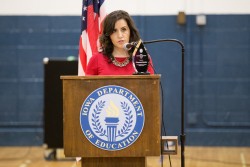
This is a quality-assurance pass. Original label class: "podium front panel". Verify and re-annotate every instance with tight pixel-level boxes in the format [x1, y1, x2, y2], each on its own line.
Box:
[61, 75, 161, 157]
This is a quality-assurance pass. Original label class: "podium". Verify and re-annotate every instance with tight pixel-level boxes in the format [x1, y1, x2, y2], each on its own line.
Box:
[61, 75, 161, 167]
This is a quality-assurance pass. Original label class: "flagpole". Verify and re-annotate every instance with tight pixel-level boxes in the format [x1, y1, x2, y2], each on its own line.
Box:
[144, 39, 186, 167]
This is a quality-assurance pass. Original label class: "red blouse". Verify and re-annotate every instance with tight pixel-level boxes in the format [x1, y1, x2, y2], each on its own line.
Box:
[86, 53, 154, 75]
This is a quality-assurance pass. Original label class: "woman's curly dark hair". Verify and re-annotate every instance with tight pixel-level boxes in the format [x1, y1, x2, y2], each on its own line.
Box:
[99, 10, 140, 61]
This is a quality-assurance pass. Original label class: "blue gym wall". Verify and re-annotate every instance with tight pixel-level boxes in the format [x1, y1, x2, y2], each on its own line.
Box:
[0, 15, 249, 146]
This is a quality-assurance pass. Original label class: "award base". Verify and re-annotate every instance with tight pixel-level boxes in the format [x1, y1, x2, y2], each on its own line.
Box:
[133, 71, 150, 75]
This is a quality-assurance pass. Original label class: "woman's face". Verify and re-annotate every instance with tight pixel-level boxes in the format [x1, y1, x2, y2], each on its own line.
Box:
[110, 19, 131, 50]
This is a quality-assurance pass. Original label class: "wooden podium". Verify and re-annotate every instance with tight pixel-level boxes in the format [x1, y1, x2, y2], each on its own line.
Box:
[61, 75, 161, 167]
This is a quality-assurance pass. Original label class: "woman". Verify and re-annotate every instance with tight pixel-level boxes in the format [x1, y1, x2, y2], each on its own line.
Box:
[86, 10, 154, 75]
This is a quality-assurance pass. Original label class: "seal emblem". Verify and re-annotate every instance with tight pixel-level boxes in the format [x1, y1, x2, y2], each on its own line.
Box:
[80, 85, 145, 151]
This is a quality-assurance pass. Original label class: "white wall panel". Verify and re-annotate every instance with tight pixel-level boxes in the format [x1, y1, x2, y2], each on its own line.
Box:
[0, 0, 82, 15]
[0, 0, 250, 15]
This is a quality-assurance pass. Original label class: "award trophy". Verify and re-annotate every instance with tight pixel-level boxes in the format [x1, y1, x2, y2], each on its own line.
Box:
[132, 39, 150, 75]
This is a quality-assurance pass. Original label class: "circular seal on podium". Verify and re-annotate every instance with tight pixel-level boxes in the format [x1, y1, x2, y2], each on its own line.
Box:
[80, 85, 145, 151]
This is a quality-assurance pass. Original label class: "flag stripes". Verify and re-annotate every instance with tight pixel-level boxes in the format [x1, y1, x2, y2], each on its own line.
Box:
[78, 0, 106, 76]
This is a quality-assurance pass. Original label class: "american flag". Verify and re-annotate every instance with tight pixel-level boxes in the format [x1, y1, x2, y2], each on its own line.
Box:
[78, 0, 106, 76]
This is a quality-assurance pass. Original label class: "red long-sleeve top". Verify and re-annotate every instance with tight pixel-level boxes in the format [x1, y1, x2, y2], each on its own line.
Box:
[86, 53, 154, 75]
